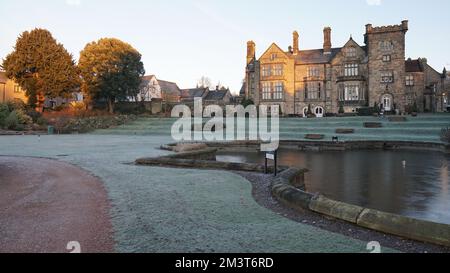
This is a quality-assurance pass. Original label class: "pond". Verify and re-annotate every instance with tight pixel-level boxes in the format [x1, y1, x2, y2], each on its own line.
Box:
[217, 149, 450, 225]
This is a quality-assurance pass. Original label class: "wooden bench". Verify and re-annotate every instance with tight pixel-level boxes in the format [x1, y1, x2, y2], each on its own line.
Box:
[335, 129, 355, 134]
[305, 134, 325, 140]
[364, 122, 383, 128]
[388, 117, 407, 122]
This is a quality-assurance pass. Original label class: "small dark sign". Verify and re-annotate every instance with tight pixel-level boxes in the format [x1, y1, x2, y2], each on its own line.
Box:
[265, 150, 278, 176]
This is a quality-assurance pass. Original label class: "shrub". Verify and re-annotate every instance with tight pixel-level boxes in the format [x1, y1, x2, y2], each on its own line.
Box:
[37, 117, 48, 126]
[26, 109, 42, 123]
[412, 102, 418, 113]
[14, 109, 33, 125]
[441, 127, 450, 143]
[7, 99, 26, 112]
[4, 111, 19, 130]
[357, 107, 375, 116]
[0, 103, 10, 128]
[307, 104, 313, 115]
[338, 104, 345, 114]
[241, 99, 254, 108]
[373, 103, 380, 113]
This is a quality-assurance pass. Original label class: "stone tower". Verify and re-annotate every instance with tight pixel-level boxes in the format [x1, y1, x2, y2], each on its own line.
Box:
[245, 41, 260, 102]
[365, 20, 409, 112]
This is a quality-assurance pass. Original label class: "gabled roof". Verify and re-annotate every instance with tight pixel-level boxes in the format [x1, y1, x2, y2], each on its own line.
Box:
[259, 43, 289, 60]
[239, 83, 245, 96]
[405, 59, 424, 73]
[158, 79, 181, 96]
[140, 75, 156, 87]
[204, 89, 229, 101]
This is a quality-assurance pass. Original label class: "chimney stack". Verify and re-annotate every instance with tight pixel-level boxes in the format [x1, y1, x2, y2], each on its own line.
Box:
[293, 31, 299, 55]
[246, 41, 256, 65]
[323, 27, 332, 54]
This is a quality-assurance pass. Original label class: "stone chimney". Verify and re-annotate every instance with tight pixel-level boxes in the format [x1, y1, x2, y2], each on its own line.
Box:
[246, 41, 256, 65]
[293, 31, 299, 55]
[323, 27, 332, 54]
[365, 24, 373, 34]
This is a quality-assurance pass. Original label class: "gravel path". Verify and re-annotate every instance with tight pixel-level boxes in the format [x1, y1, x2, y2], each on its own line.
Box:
[234, 171, 450, 253]
[0, 156, 114, 253]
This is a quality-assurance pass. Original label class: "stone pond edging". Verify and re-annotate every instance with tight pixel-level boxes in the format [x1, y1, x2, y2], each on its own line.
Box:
[272, 168, 450, 247]
[136, 140, 450, 247]
[136, 148, 285, 173]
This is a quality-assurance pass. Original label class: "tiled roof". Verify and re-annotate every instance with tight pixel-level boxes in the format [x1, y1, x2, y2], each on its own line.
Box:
[204, 90, 228, 101]
[239, 83, 245, 96]
[142, 75, 155, 81]
[181, 88, 208, 99]
[292, 47, 342, 64]
[405, 59, 423, 73]
[158, 79, 181, 96]
[140, 75, 155, 87]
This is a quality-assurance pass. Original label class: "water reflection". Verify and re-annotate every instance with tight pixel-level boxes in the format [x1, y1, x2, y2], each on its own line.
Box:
[217, 149, 450, 224]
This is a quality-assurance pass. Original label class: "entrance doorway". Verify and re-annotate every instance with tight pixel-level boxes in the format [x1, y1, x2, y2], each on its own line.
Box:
[381, 94, 393, 112]
[314, 106, 324, 118]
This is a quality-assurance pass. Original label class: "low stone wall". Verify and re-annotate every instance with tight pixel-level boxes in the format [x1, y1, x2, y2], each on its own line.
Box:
[196, 140, 449, 154]
[271, 168, 450, 247]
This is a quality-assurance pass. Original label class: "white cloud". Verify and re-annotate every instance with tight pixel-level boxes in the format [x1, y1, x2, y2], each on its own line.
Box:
[66, 0, 81, 6]
[366, 0, 382, 5]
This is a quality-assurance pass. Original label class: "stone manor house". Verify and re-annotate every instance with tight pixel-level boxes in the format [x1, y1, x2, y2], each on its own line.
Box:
[244, 20, 449, 116]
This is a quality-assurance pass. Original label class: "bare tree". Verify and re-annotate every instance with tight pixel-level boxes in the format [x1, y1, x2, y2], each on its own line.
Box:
[197, 76, 212, 89]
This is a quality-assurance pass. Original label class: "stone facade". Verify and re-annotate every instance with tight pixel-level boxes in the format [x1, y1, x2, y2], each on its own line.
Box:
[245, 20, 448, 116]
[0, 71, 28, 104]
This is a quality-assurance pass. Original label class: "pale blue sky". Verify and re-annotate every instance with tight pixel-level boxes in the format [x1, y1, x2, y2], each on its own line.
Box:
[1, 0, 449, 94]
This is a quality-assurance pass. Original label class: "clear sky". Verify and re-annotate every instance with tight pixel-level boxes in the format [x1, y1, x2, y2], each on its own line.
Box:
[1, 0, 449, 94]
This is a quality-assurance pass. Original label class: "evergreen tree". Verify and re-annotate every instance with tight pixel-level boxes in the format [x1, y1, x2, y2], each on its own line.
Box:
[338, 104, 345, 114]
[2, 28, 80, 109]
[78, 38, 145, 113]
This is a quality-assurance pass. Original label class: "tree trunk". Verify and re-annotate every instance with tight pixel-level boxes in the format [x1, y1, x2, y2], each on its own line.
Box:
[107, 97, 114, 114]
[35, 93, 45, 113]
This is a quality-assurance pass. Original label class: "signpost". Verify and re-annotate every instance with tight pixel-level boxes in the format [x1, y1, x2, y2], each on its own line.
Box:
[265, 150, 278, 176]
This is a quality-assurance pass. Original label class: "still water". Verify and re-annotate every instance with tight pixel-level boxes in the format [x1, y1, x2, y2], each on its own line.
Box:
[217, 149, 450, 224]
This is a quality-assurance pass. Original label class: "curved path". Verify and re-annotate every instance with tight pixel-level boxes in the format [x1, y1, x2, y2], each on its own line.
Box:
[0, 157, 114, 253]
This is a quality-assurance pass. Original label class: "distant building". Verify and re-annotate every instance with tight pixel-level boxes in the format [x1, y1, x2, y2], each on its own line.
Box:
[137, 75, 181, 103]
[405, 58, 447, 112]
[245, 20, 447, 116]
[181, 86, 232, 106]
[204, 87, 232, 106]
[181, 87, 209, 102]
[1, 71, 83, 109]
[0, 71, 28, 104]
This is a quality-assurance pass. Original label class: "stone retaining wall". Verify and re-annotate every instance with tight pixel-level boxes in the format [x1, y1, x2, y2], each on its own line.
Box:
[195, 140, 450, 154]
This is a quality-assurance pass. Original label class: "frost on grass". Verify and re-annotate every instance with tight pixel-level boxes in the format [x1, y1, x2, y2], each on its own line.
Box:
[0, 117, 423, 252]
